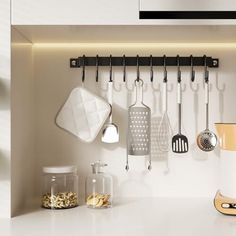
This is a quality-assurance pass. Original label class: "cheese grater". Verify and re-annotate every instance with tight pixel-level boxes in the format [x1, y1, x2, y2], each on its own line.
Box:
[126, 79, 151, 171]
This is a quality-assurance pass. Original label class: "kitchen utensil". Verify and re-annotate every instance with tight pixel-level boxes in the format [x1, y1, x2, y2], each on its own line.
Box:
[214, 190, 236, 216]
[102, 55, 119, 143]
[126, 58, 151, 171]
[172, 56, 189, 153]
[197, 57, 217, 151]
[214, 124, 236, 215]
[157, 56, 172, 152]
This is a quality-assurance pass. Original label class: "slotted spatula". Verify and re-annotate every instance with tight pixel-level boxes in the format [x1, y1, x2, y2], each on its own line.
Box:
[172, 58, 188, 154]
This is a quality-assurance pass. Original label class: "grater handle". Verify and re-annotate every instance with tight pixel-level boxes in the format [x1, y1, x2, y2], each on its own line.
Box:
[135, 79, 144, 105]
[148, 155, 152, 171]
[125, 152, 129, 171]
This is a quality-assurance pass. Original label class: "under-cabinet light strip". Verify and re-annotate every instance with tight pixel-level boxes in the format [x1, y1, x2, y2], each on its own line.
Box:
[12, 42, 236, 48]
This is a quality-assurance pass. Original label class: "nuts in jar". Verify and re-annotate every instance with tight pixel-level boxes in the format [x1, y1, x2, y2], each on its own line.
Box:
[86, 193, 111, 208]
[42, 192, 78, 209]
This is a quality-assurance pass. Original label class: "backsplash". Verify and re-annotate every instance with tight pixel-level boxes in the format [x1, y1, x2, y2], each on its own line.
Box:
[17, 46, 236, 200]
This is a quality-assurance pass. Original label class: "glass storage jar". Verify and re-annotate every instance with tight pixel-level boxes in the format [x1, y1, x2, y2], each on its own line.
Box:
[86, 161, 113, 209]
[41, 166, 79, 209]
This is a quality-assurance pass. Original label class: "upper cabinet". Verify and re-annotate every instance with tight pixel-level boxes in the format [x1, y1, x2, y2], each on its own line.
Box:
[11, 0, 138, 25]
[11, 0, 236, 25]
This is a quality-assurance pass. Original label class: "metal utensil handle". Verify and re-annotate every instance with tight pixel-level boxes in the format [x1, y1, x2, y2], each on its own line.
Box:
[163, 82, 167, 112]
[205, 81, 209, 130]
[108, 81, 113, 123]
[135, 79, 144, 105]
[125, 153, 129, 171]
[177, 82, 182, 134]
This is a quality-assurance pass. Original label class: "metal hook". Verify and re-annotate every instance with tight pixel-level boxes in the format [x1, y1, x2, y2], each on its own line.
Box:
[82, 55, 86, 83]
[134, 55, 148, 91]
[177, 55, 181, 83]
[150, 55, 160, 91]
[202, 76, 213, 91]
[136, 55, 140, 82]
[123, 55, 126, 82]
[109, 54, 112, 82]
[150, 55, 153, 82]
[190, 55, 195, 82]
[189, 55, 199, 92]
[122, 55, 135, 92]
[133, 55, 148, 90]
[202, 55, 213, 91]
[99, 55, 112, 92]
[108, 54, 122, 92]
[204, 55, 209, 83]
[163, 55, 167, 83]
[176, 55, 187, 91]
[96, 55, 99, 82]
[163, 55, 173, 92]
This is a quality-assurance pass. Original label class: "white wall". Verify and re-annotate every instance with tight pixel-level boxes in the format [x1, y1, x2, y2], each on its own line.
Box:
[11, 42, 35, 216]
[31, 45, 236, 201]
[0, 0, 11, 218]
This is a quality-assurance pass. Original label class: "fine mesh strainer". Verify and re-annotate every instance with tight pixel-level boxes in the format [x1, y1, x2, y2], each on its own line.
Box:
[126, 78, 151, 171]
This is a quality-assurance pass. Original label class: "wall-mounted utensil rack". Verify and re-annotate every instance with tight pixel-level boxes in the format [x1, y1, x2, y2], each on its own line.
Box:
[70, 56, 219, 68]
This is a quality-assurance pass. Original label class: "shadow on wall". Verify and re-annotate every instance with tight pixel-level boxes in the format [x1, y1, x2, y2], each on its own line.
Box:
[0, 149, 10, 180]
[114, 169, 153, 198]
[0, 79, 10, 110]
[0, 79, 10, 181]
[189, 80, 208, 161]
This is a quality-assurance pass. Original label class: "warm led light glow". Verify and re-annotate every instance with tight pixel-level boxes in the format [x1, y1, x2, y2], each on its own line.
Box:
[11, 42, 236, 49]
[31, 42, 236, 48]
[11, 43, 32, 46]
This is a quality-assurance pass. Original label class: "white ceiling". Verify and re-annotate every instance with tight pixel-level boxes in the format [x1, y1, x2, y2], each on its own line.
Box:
[12, 25, 236, 44]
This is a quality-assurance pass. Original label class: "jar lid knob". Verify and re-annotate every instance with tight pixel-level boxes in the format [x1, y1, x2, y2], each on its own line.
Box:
[91, 160, 107, 174]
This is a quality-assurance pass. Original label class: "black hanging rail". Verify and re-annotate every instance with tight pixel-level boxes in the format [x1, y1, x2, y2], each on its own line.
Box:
[70, 56, 219, 68]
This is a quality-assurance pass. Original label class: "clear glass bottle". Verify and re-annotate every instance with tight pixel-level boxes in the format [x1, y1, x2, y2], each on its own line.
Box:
[86, 161, 113, 209]
[41, 166, 79, 209]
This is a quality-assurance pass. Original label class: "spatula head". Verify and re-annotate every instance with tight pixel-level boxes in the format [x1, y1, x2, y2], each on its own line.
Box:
[102, 123, 119, 143]
[172, 134, 189, 153]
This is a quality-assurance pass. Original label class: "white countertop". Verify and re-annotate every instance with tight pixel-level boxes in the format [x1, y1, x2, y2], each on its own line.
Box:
[1, 198, 236, 236]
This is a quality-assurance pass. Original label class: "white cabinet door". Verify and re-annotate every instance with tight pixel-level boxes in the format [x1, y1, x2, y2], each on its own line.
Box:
[0, 0, 11, 219]
[12, 0, 138, 25]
